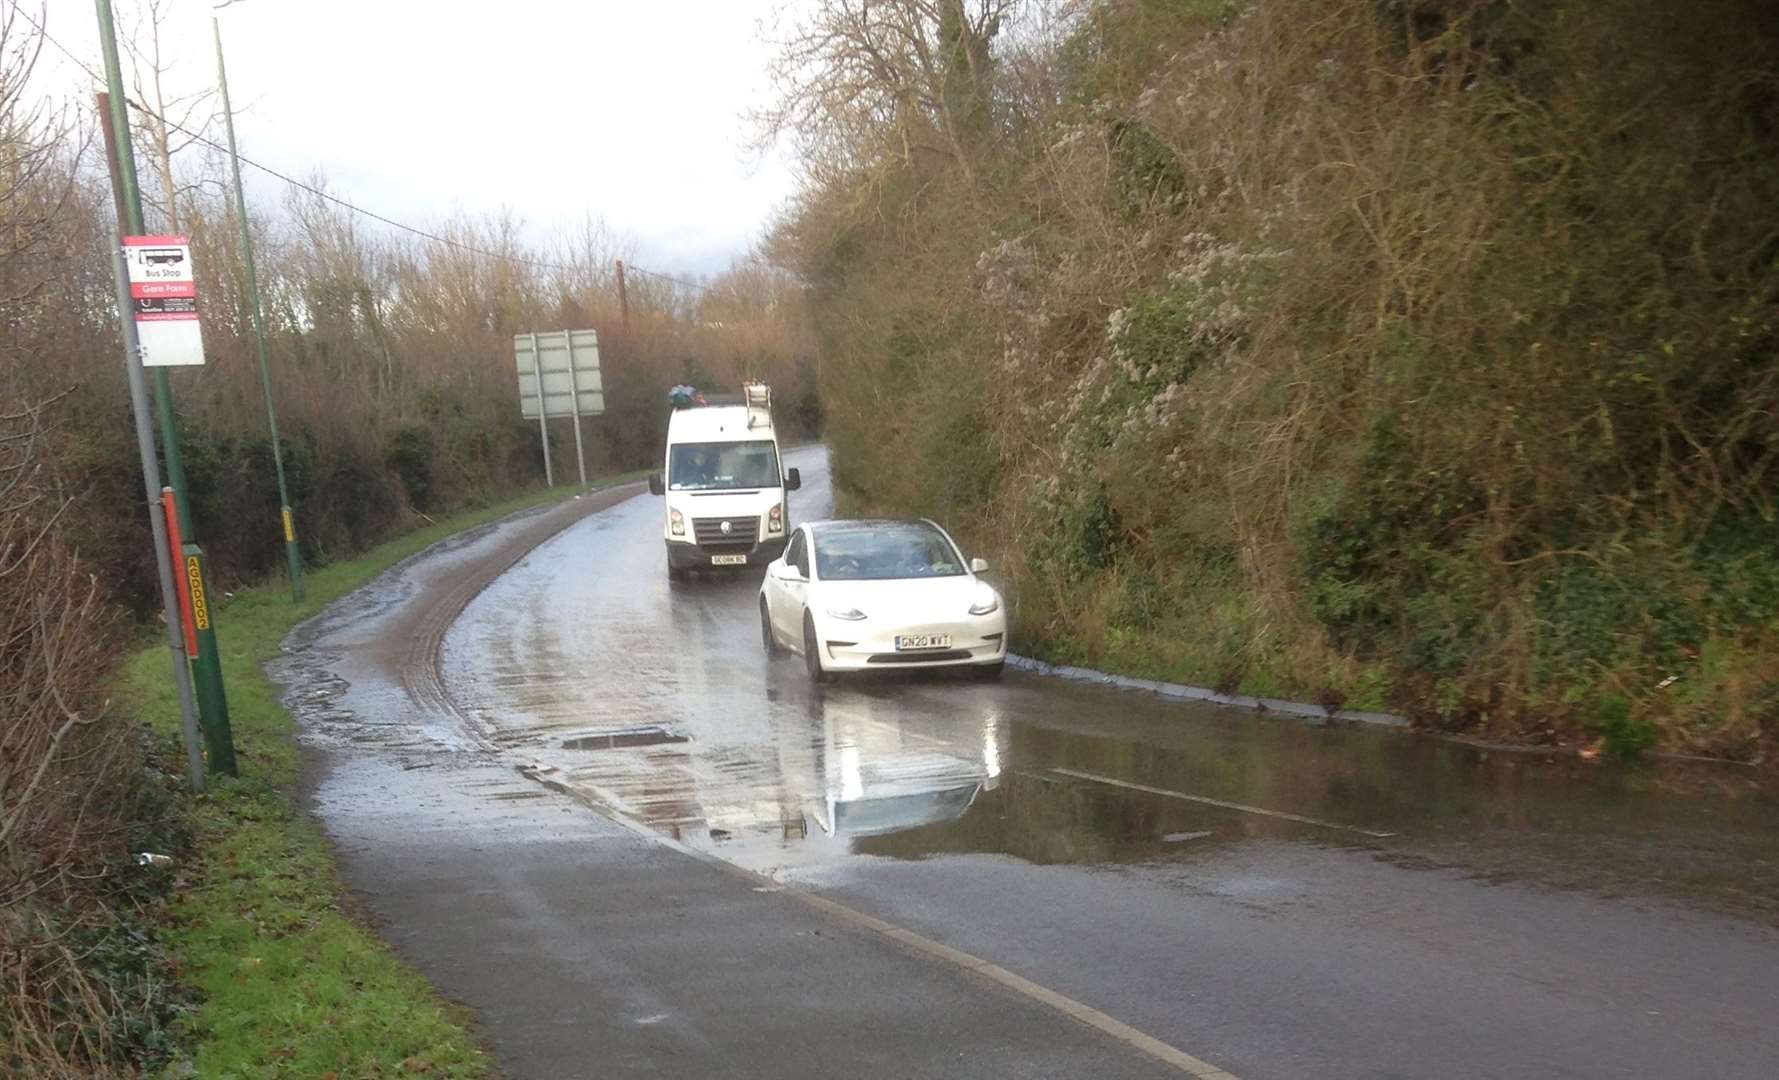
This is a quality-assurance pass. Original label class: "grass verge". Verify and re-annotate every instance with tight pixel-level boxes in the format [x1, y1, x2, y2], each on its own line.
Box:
[127, 476, 641, 1077]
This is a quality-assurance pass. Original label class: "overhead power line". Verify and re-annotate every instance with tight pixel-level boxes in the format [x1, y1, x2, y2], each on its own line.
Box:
[622, 264, 710, 292]
[10, 0, 710, 292]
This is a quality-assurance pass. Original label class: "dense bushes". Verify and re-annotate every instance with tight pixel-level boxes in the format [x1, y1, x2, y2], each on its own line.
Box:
[771, 0, 1779, 759]
[0, 391, 185, 1077]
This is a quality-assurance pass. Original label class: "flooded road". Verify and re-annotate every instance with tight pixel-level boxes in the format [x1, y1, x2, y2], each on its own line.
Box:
[420, 447, 1779, 1077]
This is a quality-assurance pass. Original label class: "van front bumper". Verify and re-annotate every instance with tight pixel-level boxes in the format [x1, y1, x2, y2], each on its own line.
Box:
[666, 535, 787, 569]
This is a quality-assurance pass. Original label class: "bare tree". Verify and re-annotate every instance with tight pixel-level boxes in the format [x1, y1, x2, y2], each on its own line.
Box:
[123, 0, 218, 232]
[758, 0, 1015, 187]
[0, 2, 78, 332]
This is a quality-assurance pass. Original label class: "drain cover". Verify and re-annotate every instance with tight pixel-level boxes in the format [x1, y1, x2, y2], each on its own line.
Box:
[562, 725, 688, 751]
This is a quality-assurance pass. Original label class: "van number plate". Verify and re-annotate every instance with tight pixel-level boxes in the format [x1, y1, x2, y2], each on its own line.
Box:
[709, 554, 748, 566]
[895, 633, 952, 650]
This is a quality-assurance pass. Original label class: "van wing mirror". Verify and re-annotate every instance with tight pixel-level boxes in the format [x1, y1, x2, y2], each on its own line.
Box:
[648, 472, 664, 496]
[970, 557, 990, 574]
[784, 467, 802, 492]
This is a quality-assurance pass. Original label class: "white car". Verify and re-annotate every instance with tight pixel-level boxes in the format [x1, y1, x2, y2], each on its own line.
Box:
[759, 519, 1008, 682]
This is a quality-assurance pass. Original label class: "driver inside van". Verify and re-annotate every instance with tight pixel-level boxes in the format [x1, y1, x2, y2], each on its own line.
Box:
[683, 448, 713, 487]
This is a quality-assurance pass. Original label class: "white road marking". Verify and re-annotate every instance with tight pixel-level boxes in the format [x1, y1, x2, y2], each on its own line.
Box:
[519, 764, 1240, 1077]
[795, 893, 1239, 1078]
[1050, 768, 1397, 839]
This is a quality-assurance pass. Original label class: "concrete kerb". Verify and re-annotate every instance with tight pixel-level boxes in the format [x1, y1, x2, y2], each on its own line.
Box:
[1007, 654, 1410, 728]
[1007, 654, 1766, 768]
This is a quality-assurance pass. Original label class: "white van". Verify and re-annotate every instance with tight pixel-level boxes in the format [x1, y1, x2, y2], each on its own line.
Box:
[647, 383, 801, 580]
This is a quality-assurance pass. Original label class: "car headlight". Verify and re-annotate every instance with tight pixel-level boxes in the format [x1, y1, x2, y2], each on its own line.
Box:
[969, 583, 1000, 616]
[767, 503, 783, 533]
[669, 509, 684, 536]
[825, 605, 867, 621]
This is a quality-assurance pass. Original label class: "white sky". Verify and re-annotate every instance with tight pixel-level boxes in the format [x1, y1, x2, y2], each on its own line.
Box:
[34, 0, 801, 277]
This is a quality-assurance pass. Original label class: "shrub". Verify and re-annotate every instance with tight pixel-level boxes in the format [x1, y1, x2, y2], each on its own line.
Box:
[773, 0, 1779, 758]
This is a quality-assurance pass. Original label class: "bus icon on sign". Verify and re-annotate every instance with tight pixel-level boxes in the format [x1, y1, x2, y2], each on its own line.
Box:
[143, 248, 185, 266]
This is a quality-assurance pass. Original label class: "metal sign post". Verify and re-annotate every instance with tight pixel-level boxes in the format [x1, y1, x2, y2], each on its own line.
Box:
[215, 12, 304, 602]
[95, 2, 235, 777]
[529, 331, 552, 486]
[564, 328, 587, 485]
[516, 330, 604, 486]
[108, 219, 204, 793]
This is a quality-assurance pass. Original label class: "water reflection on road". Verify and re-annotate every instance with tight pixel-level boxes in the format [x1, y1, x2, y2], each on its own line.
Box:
[442, 447, 1779, 919]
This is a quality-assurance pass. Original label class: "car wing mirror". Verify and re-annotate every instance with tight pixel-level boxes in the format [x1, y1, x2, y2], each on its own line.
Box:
[970, 557, 990, 574]
[784, 467, 802, 492]
[647, 472, 664, 496]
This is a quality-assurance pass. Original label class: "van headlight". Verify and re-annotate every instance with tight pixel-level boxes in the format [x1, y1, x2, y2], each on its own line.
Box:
[767, 503, 783, 534]
[669, 508, 685, 536]
[968, 583, 1000, 616]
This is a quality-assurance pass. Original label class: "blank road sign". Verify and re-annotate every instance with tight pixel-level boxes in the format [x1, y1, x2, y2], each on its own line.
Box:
[516, 330, 604, 418]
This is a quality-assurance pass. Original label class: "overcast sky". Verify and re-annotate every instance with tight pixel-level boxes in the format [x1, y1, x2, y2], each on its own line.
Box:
[35, 0, 802, 278]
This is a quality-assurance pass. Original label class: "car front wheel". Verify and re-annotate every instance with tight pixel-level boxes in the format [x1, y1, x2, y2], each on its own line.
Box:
[761, 599, 781, 657]
[803, 613, 832, 684]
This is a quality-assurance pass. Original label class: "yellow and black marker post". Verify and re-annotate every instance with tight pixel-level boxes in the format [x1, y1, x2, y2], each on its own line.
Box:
[183, 543, 237, 776]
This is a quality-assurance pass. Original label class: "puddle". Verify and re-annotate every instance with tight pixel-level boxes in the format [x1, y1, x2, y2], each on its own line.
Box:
[562, 725, 689, 750]
[434, 447, 1779, 922]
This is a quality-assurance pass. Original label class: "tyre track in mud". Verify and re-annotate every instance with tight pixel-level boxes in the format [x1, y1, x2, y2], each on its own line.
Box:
[396, 482, 646, 746]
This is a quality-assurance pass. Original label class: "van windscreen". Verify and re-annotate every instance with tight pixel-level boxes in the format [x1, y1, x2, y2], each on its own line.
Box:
[668, 441, 780, 491]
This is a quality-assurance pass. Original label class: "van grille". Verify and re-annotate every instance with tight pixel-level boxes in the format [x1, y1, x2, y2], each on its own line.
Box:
[693, 516, 759, 550]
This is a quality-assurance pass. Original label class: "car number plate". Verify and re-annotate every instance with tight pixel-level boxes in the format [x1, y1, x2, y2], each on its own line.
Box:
[895, 633, 952, 650]
[709, 554, 748, 566]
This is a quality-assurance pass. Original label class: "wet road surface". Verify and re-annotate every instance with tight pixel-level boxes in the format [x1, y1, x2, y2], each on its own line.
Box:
[428, 446, 1779, 1079]
[280, 485, 1190, 1079]
[280, 449, 1779, 1078]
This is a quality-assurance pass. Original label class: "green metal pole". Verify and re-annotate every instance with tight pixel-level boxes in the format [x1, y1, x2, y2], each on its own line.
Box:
[95, 0, 236, 776]
[214, 15, 303, 601]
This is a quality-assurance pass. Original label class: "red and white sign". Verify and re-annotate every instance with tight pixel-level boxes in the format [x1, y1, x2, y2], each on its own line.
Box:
[124, 235, 205, 367]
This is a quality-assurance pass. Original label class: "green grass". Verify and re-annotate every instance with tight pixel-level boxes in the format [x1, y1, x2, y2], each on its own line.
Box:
[130, 476, 641, 1078]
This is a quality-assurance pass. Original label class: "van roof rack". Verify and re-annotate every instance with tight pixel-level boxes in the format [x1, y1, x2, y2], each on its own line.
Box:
[743, 382, 770, 429]
[667, 383, 772, 428]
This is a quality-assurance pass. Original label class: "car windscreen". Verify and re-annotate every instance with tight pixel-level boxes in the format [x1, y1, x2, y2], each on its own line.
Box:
[813, 524, 965, 581]
[668, 441, 779, 491]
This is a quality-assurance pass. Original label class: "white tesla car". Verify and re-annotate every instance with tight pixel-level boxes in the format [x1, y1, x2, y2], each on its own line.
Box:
[759, 519, 1008, 682]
